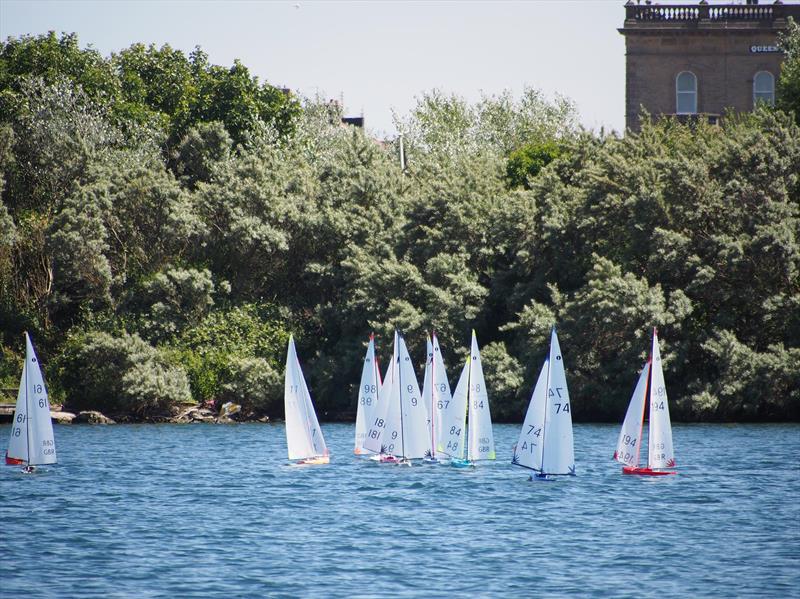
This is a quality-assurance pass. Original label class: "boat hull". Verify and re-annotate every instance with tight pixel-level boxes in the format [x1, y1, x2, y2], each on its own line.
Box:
[450, 458, 474, 469]
[371, 454, 410, 465]
[622, 466, 676, 476]
[5, 452, 24, 466]
[295, 455, 330, 465]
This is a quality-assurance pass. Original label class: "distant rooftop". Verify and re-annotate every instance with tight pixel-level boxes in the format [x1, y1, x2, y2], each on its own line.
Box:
[623, 1, 800, 29]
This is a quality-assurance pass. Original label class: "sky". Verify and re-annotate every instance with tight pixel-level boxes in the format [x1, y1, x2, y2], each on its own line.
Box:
[1, 0, 628, 137]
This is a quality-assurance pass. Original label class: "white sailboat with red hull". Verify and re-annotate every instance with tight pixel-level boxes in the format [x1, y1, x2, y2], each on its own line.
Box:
[614, 328, 676, 476]
[5, 333, 57, 472]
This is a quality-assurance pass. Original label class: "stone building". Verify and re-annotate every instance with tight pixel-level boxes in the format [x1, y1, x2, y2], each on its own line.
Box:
[620, 1, 800, 130]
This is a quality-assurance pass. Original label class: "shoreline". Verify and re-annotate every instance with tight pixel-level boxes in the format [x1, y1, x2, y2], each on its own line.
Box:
[1, 408, 797, 426]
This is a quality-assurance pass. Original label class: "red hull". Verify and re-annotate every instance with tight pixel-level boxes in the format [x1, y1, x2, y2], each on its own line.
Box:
[622, 466, 676, 476]
[5, 453, 24, 466]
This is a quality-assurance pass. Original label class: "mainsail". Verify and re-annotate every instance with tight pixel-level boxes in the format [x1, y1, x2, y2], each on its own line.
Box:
[284, 336, 327, 461]
[613, 362, 650, 467]
[354, 335, 380, 455]
[426, 332, 452, 459]
[648, 331, 675, 469]
[466, 332, 495, 462]
[541, 329, 574, 474]
[439, 355, 469, 460]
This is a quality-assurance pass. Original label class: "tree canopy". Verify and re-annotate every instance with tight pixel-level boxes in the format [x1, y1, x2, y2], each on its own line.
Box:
[0, 31, 797, 423]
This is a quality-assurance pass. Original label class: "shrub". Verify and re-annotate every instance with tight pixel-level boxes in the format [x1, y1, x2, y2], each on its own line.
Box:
[58, 330, 191, 417]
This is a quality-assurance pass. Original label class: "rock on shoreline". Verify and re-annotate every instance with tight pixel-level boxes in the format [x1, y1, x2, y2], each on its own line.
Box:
[73, 411, 116, 425]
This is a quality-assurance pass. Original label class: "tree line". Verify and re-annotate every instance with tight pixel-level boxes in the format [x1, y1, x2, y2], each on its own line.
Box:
[0, 31, 797, 422]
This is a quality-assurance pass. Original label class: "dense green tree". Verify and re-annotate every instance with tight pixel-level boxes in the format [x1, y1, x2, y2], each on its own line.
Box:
[57, 330, 191, 418]
[777, 17, 800, 123]
[506, 140, 563, 189]
[168, 303, 288, 410]
[0, 32, 119, 119]
[172, 121, 232, 189]
[0, 35, 797, 423]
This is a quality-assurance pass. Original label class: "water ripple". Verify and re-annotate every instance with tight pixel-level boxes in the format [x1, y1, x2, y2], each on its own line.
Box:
[0, 422, 798, 597]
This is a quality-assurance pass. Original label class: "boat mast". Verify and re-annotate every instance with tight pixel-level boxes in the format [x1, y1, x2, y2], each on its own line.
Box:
[646, 326, 658, 469]
[431, 332, 436, 458]
[398, 336, 405, 458]
[637, 356, 651, 468]
[25, 335, 31, 466]
[372, 333, 381, 387]
[539, 363, 551, 473]
[539, 328, 555, 474]
[466, 346, 473, 461]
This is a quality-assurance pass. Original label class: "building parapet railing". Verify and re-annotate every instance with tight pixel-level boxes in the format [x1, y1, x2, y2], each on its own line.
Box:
[624, 3, 798, 23]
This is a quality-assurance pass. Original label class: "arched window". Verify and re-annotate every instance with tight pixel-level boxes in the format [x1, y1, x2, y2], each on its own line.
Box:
[753, 71, 775, 107]
[676, 71, 697, 114]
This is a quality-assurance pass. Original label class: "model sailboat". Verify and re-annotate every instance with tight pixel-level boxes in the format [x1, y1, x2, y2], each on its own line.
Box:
[512, 327, 575, 480]
[448, 331, 496, 468]
[284, 335, 329, 465]
[614, 328, 676, 476]
[363, 331, 430, 464]
[5, 333, 57, 472]
[354, 334, 381, 455]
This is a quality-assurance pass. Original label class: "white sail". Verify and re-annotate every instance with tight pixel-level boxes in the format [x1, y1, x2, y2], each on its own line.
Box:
[396, 334, 431, 459]
[648, 331, 675, 469]
[6, 333, 57, 466]
[467, 332, 495, 461]
[512, 358, 549, 471]
[541, 329, 574, 474]
[614, 361, 650, 467]
[421, 334, 433, 419]
[364, 331, 399, 455]
[439, 356, 469, 459]
[354, 335, 380, 455]
[284, 336, 327, 460]
[428, 333, 452, 459]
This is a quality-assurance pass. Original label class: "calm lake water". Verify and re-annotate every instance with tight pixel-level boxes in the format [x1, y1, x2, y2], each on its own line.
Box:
[1, 422, 798, 598]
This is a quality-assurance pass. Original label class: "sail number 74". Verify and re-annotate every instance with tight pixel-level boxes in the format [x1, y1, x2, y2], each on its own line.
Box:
[550, 387, 571, 411]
